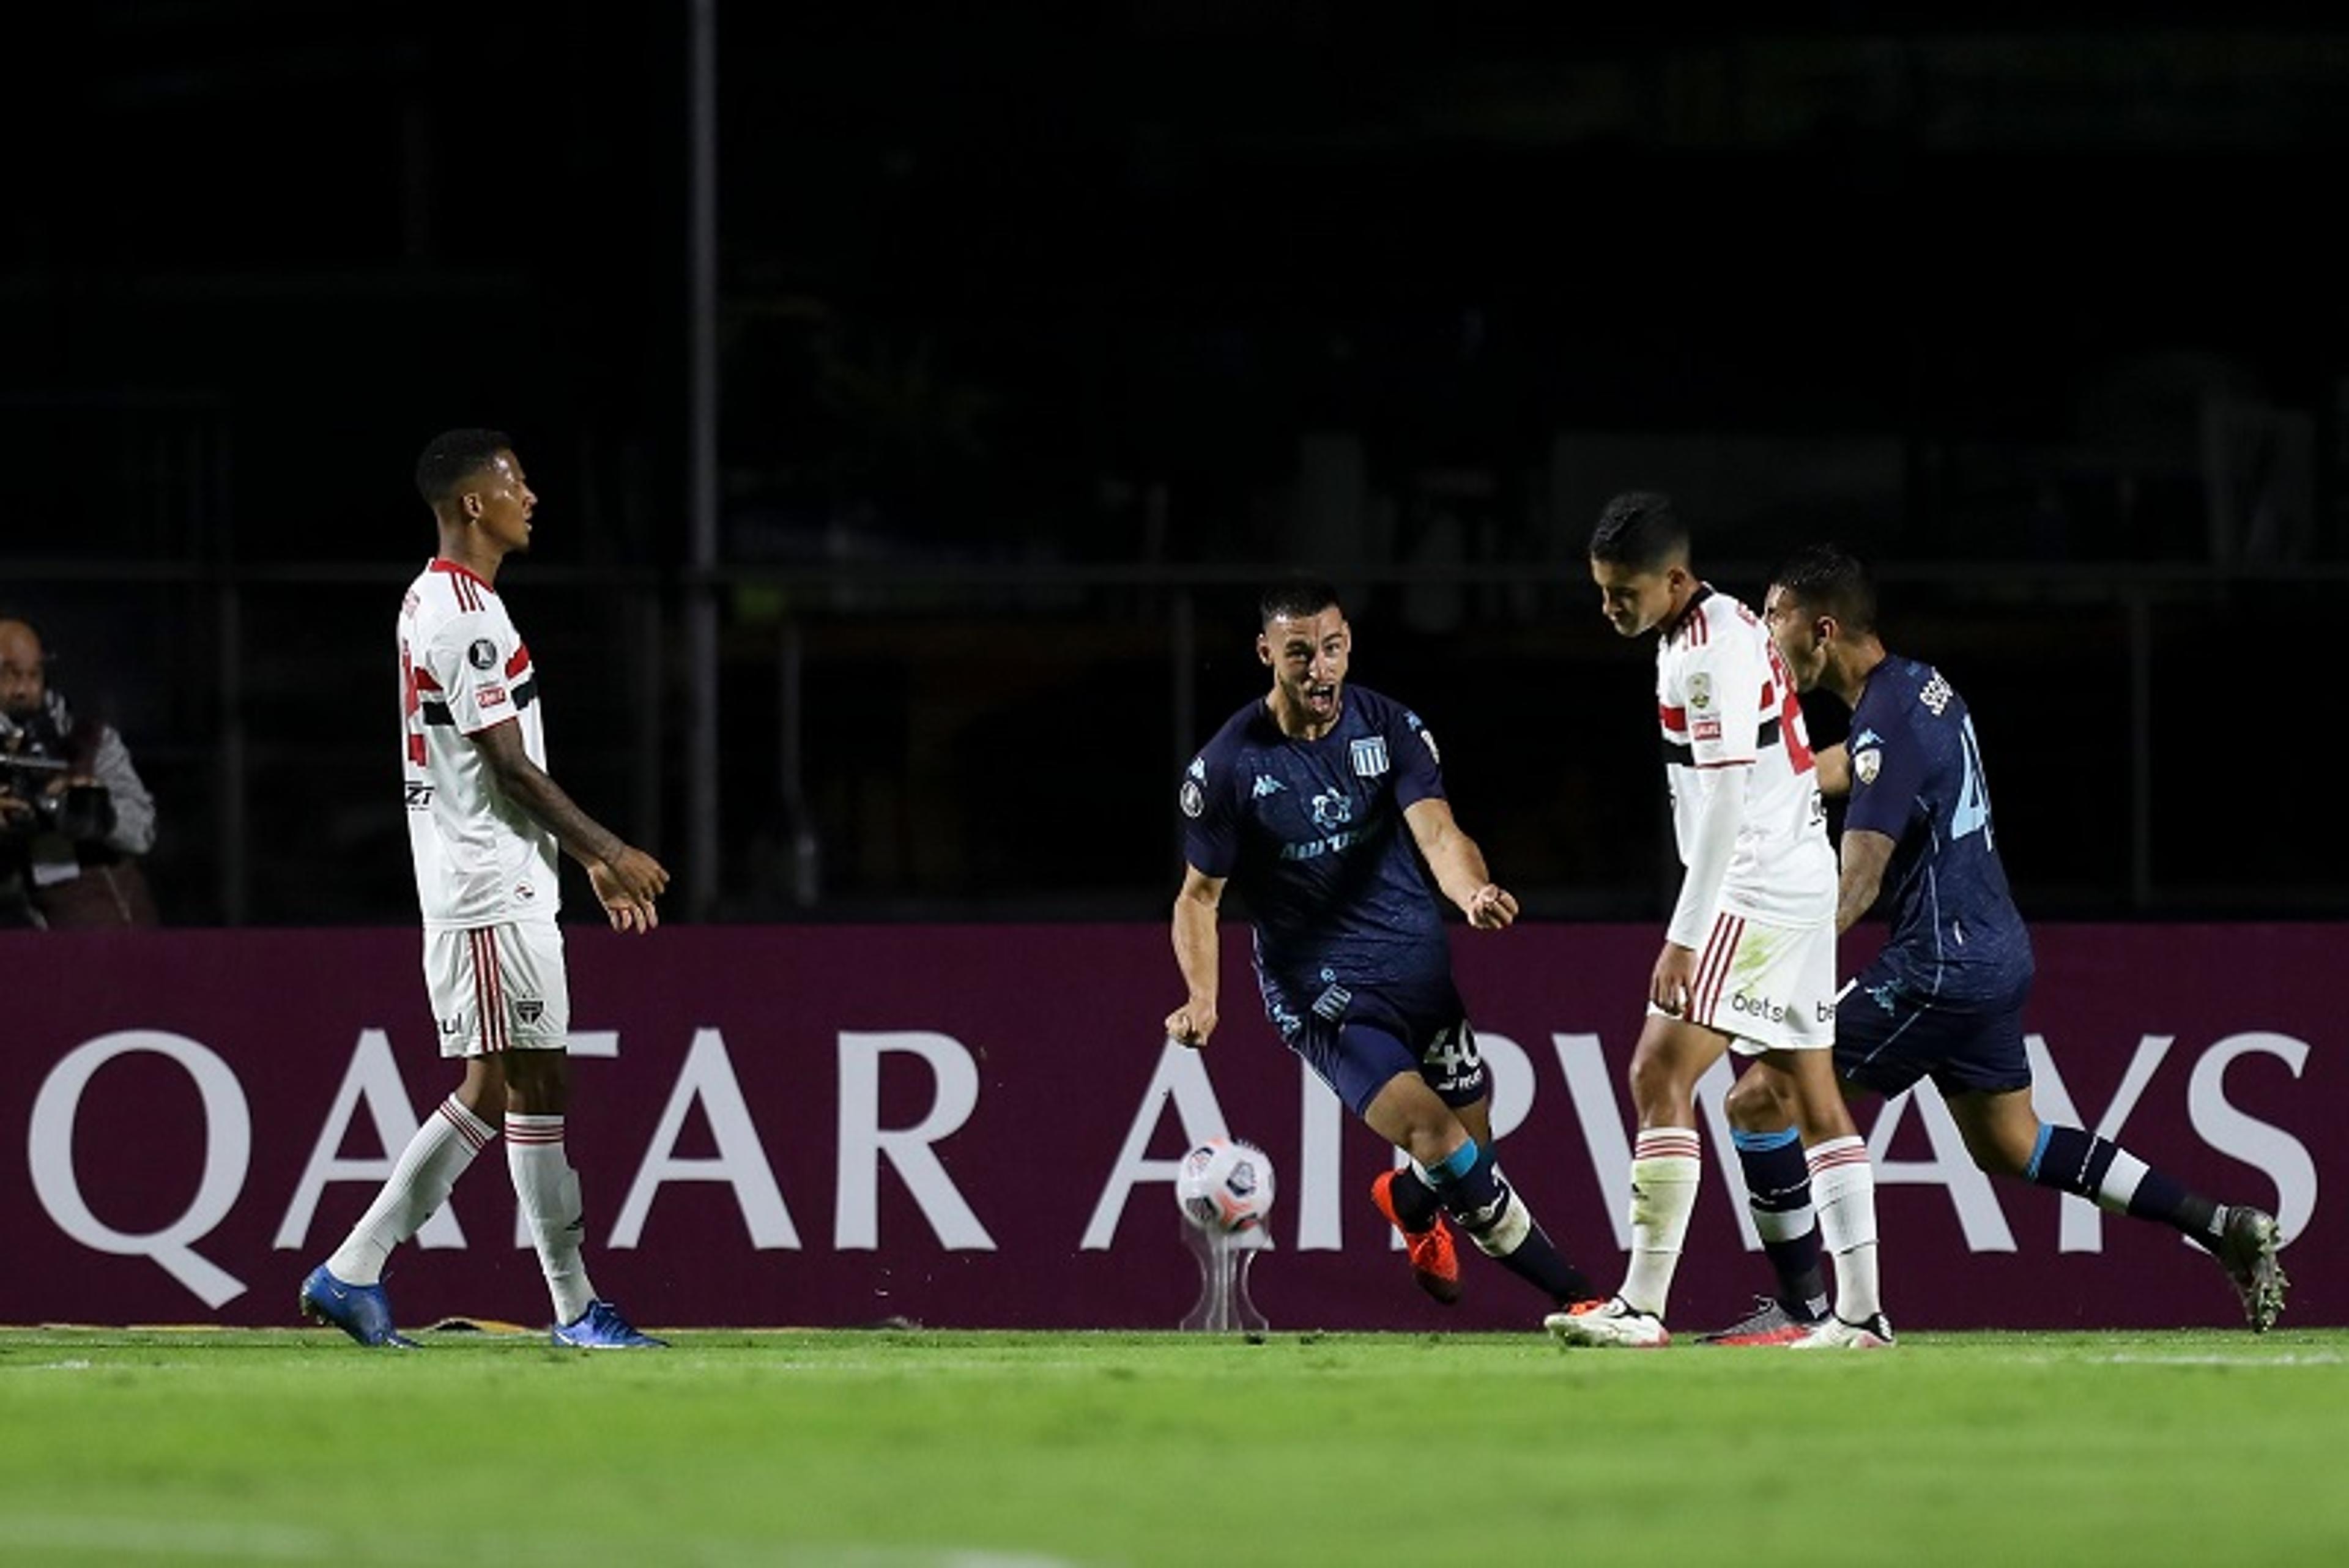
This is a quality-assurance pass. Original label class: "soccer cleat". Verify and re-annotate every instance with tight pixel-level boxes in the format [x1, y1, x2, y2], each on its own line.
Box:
[551, 1299, 668, 1350]
[299, 1265, 420, 1349]
[2214, 1206, 2288, 1333]
[1787, 1311, 1896, 1350]
[1370, 1169, 1461, 1305]
[1698, 1293, 1827, 1347]
[1543, 1296, 1670, 1348]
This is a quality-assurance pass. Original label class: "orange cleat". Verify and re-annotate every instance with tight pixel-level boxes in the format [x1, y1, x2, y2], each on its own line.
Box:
[1371, 1169, 1462, 1305]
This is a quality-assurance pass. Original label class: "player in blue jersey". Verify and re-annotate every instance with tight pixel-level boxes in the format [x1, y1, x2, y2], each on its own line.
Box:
[1710, 543, 2288, 1336]
[1164, 578, 1594, 1313]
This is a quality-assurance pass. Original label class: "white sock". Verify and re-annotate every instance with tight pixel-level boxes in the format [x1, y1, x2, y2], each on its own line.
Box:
[1620, 1128, 1702, 1318]
[1807, 1135, 1883, 1321]
[327, 1096, 496, 1285]
[507, 1113, 596, 1325]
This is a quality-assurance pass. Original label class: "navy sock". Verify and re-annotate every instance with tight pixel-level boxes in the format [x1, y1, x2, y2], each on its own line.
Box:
[1732, 1127, 1829, 1320]
[1387, 1166, 1442, 1232]
[2026, 1124, 2221, 1246]
[1427, 1139, 1594, 1306]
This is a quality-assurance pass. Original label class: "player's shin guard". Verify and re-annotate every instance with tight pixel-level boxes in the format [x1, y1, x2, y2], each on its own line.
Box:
[1619, 1128, 1701, 1318]
[328, 1095, 497, 1285]
[1732, 1126, 1829, 1320]
[507, 1113, 596, 1325]
[1425, 1139, 1593, 1305]
[1806, 1135, 1883, 1321]
[2026, 1124, 2221, 1246]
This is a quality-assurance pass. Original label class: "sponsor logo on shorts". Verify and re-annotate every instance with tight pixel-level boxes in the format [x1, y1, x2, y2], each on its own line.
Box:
[1731, 989, 1794, 1024]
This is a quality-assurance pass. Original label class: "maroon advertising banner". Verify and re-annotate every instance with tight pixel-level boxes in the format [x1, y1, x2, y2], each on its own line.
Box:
[0, 924, 2332, 1334]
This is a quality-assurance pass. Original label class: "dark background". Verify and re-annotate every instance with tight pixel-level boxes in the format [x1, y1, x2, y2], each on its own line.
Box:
[7, 3, 2344, 924]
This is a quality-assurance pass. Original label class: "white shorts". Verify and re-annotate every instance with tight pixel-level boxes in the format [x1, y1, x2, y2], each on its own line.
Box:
[1647, 909, 1837, 1055]
[421, 920, 571, 1057]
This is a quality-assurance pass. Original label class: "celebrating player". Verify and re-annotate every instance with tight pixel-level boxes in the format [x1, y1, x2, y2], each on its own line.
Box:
[1165, 578, 1594, 1314]
[1710, 542, 2287, 1337]
[299, 428, 670, 1350]
[1550, 492, 1891, 1350]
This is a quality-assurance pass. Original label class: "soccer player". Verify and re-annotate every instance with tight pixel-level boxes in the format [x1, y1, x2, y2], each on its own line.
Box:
[299, 428, 672, 1350]
[1715, 542, 2288, 1334]
[1164, 578, 1594, 1314]
[1549, 492, 1891, 1350]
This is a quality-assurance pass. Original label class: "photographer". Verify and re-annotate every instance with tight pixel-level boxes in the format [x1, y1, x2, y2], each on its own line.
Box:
[1, 618, 158, 927]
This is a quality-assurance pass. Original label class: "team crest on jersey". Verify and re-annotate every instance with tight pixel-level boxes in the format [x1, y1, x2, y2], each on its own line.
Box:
[468, 638, 499, 670]
[1688, 672, 1713, 710]
[1853, 747, 1881, 786]
[1350, 738, 1389, 778]
[515, 998, 545, 1025]
[1179, 779, 1204, 818]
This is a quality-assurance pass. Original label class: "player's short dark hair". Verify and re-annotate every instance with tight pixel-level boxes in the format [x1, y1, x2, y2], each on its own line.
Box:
[415, 428, 514, 509]
[1588, 490, 1687, 569]
[1771, 542, 1879, 635]
[1258, 576, 1343, 627]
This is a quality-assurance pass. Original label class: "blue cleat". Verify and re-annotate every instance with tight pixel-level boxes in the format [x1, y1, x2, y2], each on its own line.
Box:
[551, 1299, 667, 1350]
[299, 1265, 420, 1349]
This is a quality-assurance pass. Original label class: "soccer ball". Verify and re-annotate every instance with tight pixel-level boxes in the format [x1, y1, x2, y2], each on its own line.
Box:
[1175, 1136, 1275, 1234]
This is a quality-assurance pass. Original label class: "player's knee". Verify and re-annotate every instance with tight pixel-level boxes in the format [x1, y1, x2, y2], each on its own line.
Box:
[1723, 1069, 1788, 1132]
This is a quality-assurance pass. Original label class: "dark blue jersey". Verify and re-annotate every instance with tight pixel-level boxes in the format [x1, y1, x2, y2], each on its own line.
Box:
[1842, 655, 2035, 1007]
[1180, 685, 1452, 1033]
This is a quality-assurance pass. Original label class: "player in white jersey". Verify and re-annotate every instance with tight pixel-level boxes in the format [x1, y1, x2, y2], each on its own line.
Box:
[300, 428, 671, 1351]
[1548, 491, 1892, 1350]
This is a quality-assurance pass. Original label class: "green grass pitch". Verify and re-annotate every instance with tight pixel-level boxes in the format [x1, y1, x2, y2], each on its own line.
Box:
[2, 1326, 2342, 1567]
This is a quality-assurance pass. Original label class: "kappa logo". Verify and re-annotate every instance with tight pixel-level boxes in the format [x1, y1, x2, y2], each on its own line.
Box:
[1350, 737, 1389, 778]
[1252, 774, 1286, 798]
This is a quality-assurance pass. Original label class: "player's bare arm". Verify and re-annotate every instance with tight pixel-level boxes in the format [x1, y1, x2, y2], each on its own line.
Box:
[469, 718, 670, 929]
[1166, 864, 1225, 1047]
[1402, 797, 1518, 929]
[1814, 741, 1851, 798]
[1835, 827, 1895, 934]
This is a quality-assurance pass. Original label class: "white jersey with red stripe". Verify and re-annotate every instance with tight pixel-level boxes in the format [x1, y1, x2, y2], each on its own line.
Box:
[398, 559, 561, 928]
[1656, 584, 1835, 929]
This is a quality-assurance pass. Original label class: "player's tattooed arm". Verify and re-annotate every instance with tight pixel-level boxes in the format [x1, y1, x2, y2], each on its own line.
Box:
[469, 718, 670, 924]
[1835, 827, 1895, 934]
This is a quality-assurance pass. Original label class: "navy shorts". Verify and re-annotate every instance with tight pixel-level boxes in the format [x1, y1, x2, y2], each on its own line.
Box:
[1272, 976, 1488, 1118]
[1834, 967, 2035, 1099]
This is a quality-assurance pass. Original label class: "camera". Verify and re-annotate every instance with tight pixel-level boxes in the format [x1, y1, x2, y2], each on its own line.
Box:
[1, 717, 114, 843]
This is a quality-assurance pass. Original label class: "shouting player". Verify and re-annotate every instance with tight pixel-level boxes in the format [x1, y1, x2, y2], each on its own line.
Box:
[300, 428, 670, 1350]
[1164, 578, 1594, 1316]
